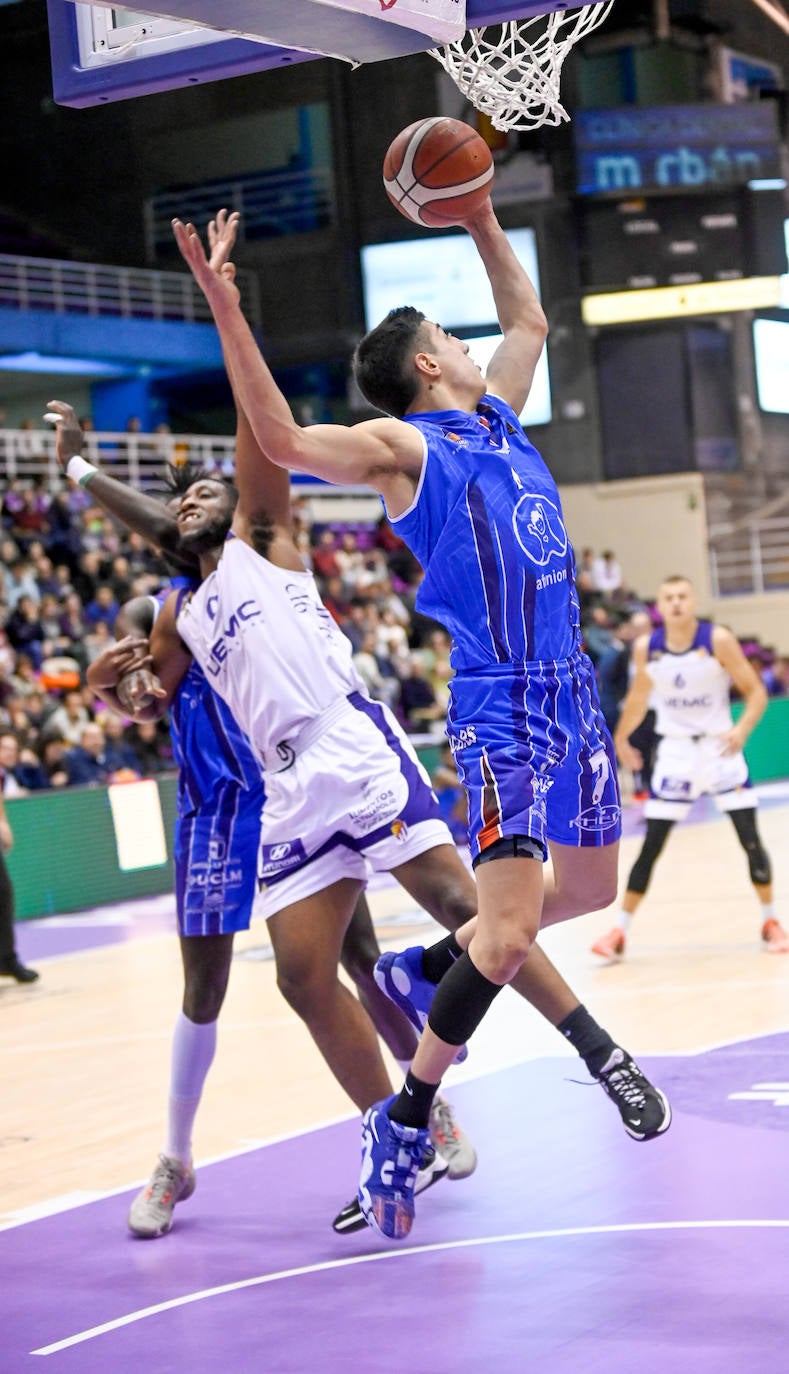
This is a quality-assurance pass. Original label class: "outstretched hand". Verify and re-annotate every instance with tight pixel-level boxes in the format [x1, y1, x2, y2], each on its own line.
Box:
[173, 208, 241, 309]
[43, 399, 84, 470]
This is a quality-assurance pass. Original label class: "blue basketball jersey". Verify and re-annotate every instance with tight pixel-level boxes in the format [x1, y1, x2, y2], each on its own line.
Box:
[393, 395, 582, 671]
[154, 585, 263, 818]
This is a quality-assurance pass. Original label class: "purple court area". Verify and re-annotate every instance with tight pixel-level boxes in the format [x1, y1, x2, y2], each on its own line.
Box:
[5, 1034, 789, 1373]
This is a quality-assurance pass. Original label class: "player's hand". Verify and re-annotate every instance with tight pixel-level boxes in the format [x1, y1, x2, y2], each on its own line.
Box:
[86, 636, 154, 691]
[719, 724, 746, 757]
[615, 738, 643, 773]
[43, 400, 85, 470]
[0, 818, 13, 853]
[117, 668, 167, 716]
[207, 207, 240, 274]
[172, 212, 241, 308]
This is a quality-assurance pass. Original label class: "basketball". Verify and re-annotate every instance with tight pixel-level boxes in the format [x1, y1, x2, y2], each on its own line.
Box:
[383, 117, 494, 229]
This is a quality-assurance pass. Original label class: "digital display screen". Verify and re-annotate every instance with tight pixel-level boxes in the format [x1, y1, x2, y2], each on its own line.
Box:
[360, 229, 550, 426]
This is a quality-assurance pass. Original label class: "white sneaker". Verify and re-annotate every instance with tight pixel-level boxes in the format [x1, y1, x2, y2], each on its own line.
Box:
[429, 1095, 478, 1180]
[127, 1153, 196, 1238]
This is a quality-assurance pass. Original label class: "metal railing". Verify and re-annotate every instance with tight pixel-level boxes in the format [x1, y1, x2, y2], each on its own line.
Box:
[144, 167, 335, 260]
[709, 516, 789, 596]
[0, 252, 260, 329]
[0, 429, 381, 514]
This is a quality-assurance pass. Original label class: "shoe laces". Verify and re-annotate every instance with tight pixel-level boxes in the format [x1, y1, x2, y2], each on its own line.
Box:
[600, 1061, 647, 1110]
[429, 1096, 460, 1144]
[147, 1155, 187, 1204]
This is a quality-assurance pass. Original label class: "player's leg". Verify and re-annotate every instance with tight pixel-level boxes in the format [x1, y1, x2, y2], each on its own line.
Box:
[128, 800, 258, 1239]
[340, 890, 419, 1062]
[0, 848, 38, 983]
[268, 875, 395, 1113]
[590, 817, 675, 962]
[725, 805, 788, 952]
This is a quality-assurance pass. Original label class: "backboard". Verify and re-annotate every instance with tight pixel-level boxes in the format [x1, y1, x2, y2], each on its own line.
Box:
[47, 0, 604, 107]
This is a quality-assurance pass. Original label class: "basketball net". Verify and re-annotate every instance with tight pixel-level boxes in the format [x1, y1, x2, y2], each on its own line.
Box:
[429, 1, 616, 133]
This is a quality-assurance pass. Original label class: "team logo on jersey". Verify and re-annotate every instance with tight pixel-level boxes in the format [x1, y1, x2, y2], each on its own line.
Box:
[512, 493, 568, 567]
[572, 803, 621, 833]
[673, 673, 686, 688]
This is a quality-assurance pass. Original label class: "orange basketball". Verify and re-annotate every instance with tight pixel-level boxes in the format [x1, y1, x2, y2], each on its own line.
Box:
[383, 117, 494, 229]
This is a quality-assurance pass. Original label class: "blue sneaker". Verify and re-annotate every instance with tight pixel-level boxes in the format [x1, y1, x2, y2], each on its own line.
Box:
[358, 1097, 431, 1241]
[374, 947, 468, 1065]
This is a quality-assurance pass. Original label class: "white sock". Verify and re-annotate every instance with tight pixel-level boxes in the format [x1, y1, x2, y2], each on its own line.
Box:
[617, 910, 633, 935]
[164, 1011, 218, 1165]
[760, 902, 775, 923]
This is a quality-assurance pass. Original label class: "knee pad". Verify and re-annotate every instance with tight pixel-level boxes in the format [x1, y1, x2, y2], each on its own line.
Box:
[729, 809, 772, 885]
[627, 818, 673, 895]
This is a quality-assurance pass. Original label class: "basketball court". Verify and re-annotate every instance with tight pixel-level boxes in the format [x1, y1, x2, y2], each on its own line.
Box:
[4, 785, 789, 1371]
[5, 0, 788, 1369]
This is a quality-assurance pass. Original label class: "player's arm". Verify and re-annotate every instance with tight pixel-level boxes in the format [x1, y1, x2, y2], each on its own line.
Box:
[463, 201, 548, 416]
[172, 214, 424, 503]
[99, 593, 190, 724]
[85, 597, 157, 716]
[44, 399, 197, 573]
[612, 637, 654, 771]
[713, 625, 768, 755]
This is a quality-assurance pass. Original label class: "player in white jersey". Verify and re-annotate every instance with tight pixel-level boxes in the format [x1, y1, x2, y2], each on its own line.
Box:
[592, 575, 788, 962]
[171, 207, 671, 1241]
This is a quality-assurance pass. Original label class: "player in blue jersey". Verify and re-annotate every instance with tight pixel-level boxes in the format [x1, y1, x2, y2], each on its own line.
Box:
[47, 398, 474, 1238]
[172, 204, 672, 1240]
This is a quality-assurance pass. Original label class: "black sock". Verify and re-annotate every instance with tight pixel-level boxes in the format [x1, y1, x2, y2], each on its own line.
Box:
[421, 933, 462, 984]
[556, 1004, 617, 1076]
[388, 1069, 439, 1130]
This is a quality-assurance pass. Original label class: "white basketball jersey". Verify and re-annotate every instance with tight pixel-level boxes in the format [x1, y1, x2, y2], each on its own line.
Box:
[647, 621, 733, 739]
[176, 534, 365, 769]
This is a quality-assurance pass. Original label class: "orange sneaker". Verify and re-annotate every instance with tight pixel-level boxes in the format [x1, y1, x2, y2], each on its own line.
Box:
[591, 926, 626, 963]
[761, 918, 789, 954]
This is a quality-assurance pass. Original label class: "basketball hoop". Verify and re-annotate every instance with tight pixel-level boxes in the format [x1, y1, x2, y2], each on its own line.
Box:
[429, 1, 616, 133]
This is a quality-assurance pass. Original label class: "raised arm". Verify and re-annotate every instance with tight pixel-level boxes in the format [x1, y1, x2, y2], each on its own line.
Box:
[172, 214, 423, 500]
[464, 201, 548, 416]
[44, 400, 196, 572]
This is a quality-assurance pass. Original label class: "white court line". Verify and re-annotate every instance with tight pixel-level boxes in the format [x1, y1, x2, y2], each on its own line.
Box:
[32, 1218, 789, 1356]
[4, 1024, 789, 1231]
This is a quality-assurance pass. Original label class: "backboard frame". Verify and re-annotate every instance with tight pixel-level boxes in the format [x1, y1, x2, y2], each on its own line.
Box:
[47, 0, 608, 107]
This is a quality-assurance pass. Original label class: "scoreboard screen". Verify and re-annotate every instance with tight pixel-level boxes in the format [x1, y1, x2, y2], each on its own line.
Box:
[577, 186, 787, 292]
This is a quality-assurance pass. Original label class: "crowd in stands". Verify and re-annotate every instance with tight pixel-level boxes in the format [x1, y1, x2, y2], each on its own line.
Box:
[1, 460, 787, 806]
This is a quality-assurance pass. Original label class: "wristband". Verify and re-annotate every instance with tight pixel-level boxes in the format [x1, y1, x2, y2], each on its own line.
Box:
[65, 455, 98, 487]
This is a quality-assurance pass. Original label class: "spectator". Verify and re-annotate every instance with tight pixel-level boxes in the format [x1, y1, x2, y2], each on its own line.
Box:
[311, 528, 341, 581]
[592, 549, 623, 596]
[43, 689, 90, 746]
[352, 630, 397, 706]
[6, 595, 45, 668]
[64, 721, 114, 787]
[101, 713, 142, 776]
[430, 741, 468, 847]
[397, 651, 445, 734]
[84, 619, 114, 666]
[38, 735, 69, 789]
[83, 584, 120, 630]
[132, 719, 172, 776]
[5, 561, 40, 611]
[581, 601, 616, 667]
[0, 733, 27, 796]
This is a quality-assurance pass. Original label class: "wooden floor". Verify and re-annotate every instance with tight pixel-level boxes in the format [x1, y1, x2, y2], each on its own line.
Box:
[2, 790, 788, 1225]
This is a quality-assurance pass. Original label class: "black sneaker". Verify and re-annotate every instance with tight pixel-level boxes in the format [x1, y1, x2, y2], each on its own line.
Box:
[0, 955, 39, 984]
[331, 1144, 449, 1235]
[594, 1047, 671, 1140]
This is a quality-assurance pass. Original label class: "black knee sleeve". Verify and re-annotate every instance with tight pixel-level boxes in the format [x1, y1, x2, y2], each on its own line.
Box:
[627, 818, 674, 895]
[728, 808, 772, 885]
[427, 950, 502, 1046]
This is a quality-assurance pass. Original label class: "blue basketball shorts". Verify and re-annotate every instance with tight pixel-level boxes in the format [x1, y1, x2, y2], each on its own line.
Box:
[174, 784, 263, 937]
[447, 653, 622, 863]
